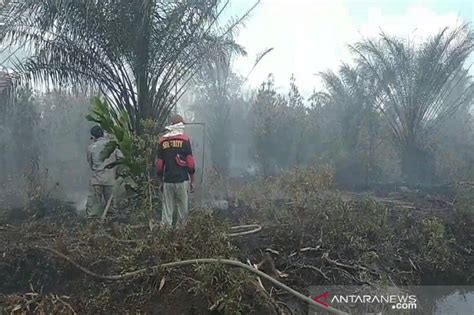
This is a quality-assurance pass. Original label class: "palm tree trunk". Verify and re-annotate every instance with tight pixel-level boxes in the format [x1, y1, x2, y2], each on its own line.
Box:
[400, 143, 435, 184]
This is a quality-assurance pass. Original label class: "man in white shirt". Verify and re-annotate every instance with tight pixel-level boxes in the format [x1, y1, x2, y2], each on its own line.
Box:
[86, 126, 122, 220]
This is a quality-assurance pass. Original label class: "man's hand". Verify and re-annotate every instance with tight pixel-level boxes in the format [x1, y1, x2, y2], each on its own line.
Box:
[189, 173, 195, 193]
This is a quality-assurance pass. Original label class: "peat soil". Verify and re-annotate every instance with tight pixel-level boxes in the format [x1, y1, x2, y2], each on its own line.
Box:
[0, 186, 473, 315]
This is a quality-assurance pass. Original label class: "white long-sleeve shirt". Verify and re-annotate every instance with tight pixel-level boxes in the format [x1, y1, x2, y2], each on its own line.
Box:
[87, 137, 122, 186]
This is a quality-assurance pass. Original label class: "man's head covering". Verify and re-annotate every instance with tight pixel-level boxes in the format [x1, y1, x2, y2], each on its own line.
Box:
[163, 114, 185, 137]
[90, 125, 104, 139]
[170, 114, 184, 125]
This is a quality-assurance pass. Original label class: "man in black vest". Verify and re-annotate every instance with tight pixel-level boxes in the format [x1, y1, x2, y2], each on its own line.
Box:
[155, 115, 195, 226]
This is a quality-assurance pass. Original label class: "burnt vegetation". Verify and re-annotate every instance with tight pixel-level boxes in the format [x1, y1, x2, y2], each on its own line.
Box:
[0, 1, 474, 314]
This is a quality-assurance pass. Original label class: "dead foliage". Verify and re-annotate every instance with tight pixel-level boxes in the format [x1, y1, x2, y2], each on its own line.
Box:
[1, 168, 473, 314]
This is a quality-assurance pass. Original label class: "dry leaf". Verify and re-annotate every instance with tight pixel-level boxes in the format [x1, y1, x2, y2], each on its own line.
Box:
[12, 305, 22, 311]
[276, 270, 289, 278]
[158, 276, 166, 291]
[265, 248, 280, 255]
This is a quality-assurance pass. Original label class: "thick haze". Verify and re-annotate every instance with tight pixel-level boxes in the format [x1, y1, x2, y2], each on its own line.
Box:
[1, 0, 473, 211]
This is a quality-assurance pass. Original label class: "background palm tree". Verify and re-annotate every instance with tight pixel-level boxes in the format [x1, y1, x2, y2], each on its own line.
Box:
[193, 41, 246, 177]
[351, 25, 474, 183]
[320, 64, 377, 155]
[0, 0, 253, 133]
[320, 64, 381, 186]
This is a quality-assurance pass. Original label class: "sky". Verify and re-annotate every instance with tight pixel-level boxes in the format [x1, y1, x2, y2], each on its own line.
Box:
[0, 0, 472, 98]
[228, 0, 474, 97]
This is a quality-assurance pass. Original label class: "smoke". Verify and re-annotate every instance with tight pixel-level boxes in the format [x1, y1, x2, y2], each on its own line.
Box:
[0, 89, 92, 211]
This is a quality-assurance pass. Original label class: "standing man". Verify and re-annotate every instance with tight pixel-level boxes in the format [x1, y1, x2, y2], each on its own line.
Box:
[86, 125, 122, 220]
[155, 115, 195, 226]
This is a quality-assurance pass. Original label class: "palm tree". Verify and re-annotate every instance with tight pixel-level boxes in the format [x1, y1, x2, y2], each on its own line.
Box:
[320, 64, 382, 186]
[193, 40, 246, 177]
[0, 0, 254, 133]
[193, 46, 271, 177]
[351, 25, 474, 183]
[320, 64, 378, 155]
[0, 70, 12, 179]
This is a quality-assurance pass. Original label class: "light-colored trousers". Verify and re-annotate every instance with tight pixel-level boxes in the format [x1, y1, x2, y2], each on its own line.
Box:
[86, 185, 113, 218]
[162, 181, 189, 226]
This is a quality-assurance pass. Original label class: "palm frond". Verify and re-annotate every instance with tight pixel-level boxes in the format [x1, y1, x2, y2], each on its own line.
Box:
[0, 0, 251, 132]
[351, 24, 474, 148]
